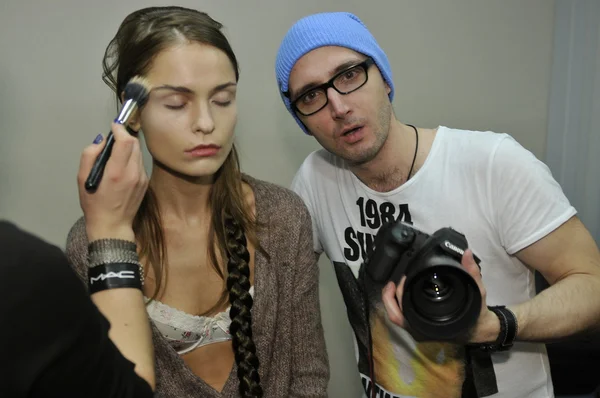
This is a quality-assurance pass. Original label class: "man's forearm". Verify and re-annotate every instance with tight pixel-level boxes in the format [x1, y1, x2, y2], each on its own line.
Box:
[476, 273, 600, 343]
[510, 273, 600, 342]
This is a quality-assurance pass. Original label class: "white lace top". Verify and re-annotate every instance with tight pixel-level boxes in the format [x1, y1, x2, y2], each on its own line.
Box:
[145, 286, 255, 355]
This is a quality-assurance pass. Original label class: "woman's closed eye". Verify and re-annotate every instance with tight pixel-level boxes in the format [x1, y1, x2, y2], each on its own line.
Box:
[212, 93, 234, 107]
[164, 102, 187, 110]
[162, 94, 188, 110]
[213, 100, 231, 107]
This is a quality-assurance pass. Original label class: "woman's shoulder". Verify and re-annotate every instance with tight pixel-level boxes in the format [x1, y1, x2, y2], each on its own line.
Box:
[64, 216, 89, 280]
[66, 216, 88, 248]
[243, 173, 310, 217]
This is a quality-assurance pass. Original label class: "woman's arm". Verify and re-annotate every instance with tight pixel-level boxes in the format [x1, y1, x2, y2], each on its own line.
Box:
[87, 246, 156, 392]
[66, 216, 156, 392]
[75, 122, 155, 391]
[289, 204, 330, 397]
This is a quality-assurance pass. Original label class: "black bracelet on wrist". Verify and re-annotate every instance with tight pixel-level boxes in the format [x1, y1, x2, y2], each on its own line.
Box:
[88, 263, 143, 294]
[476, 305, 519, 352]
[86, 238, 145, 286]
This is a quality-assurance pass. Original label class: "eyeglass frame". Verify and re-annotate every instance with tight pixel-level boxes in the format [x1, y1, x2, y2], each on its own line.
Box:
[283, 57, 376, 116]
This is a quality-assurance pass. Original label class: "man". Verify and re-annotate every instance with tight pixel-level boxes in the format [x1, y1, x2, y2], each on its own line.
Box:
[274, 11, 600, 398]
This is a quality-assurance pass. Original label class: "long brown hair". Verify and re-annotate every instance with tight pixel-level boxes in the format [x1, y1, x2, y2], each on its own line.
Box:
[102, 6, 264, 397]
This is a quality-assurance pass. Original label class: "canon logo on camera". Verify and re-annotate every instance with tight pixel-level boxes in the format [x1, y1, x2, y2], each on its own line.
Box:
[444, 240, 464, 256]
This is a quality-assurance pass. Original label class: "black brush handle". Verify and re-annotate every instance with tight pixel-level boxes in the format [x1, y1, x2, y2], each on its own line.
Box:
[84, 131, 116, 192]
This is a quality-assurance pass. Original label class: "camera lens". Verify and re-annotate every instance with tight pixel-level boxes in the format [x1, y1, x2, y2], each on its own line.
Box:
[422, 273, 453, 301]
[398, 232, 483, 340]
[408, 268, 469, 323]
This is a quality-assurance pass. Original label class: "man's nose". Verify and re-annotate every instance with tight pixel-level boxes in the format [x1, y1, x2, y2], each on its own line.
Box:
[327, 88, 351, 119]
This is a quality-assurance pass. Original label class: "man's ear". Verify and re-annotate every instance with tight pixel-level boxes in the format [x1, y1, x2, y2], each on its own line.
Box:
[385, 81, 391, 96]
[120, 91, 142, 132]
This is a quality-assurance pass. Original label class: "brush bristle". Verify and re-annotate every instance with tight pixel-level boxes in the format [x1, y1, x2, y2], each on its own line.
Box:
[123, 76, 151, 107]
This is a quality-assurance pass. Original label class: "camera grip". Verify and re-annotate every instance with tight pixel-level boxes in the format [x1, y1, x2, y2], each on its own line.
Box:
[365, 221, 415, 283]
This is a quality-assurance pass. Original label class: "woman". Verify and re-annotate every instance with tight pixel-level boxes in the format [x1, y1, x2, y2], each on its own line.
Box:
[65, 6, 329, 398]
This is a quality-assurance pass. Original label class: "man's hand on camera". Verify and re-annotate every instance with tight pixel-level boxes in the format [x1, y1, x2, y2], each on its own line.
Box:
[380, 248, 500, 343]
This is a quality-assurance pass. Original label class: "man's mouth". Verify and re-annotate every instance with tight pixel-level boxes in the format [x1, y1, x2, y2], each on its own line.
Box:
[342, 126, 363, 136]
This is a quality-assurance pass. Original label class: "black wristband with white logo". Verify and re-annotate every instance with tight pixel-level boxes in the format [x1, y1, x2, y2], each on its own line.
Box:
[88, 262, 142, 294]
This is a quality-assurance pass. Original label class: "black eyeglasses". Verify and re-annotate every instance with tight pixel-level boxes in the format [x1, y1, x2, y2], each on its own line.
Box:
[284, 58, 375, 116]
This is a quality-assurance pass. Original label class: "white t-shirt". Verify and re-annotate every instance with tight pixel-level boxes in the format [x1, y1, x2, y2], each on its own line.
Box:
[291, 126, 576, 398]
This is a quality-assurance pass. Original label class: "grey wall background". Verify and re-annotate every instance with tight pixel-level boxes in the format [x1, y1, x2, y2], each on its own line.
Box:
[546, 0, 600, 246]
[0, 1, 570, 397]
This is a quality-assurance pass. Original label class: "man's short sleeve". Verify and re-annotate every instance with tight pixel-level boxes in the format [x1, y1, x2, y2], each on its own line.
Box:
[291, 159, 324, 255]
[488, 136, 577, 254]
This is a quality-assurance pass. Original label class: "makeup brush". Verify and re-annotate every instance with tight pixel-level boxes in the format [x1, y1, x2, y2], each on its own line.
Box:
[85, 76, 151, 192]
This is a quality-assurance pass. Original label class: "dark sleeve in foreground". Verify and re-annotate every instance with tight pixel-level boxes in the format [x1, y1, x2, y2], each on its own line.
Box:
[0, 221, 153, 398]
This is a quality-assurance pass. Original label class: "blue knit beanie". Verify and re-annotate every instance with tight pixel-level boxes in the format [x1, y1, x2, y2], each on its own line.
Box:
[275, 12, 394, 134]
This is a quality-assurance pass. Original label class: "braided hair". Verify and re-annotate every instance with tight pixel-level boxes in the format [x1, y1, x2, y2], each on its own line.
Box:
[225, 213, 263, 397]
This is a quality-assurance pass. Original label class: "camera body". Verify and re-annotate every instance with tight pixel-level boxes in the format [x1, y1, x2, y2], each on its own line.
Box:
[365, 220, 482, 341]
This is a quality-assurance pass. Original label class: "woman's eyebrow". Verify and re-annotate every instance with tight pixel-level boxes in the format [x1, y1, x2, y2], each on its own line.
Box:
[152, 82, 237, 95]
[152, 85, 194, 94]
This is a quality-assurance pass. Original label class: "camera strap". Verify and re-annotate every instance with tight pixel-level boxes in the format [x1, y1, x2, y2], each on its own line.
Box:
[461, 347, 498, 397]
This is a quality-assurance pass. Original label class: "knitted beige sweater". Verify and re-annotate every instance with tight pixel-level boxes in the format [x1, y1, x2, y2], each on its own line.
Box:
[65, 175, 330, 398]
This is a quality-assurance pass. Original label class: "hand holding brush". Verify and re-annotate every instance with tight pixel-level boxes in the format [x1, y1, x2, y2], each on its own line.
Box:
[85, 76, 151, 192]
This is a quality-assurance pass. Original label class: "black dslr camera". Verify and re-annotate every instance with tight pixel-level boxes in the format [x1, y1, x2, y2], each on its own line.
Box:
[365, 220, 482, 341]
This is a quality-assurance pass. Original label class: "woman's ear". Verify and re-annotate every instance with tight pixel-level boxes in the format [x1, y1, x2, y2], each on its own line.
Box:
[127, 113, 142, 132]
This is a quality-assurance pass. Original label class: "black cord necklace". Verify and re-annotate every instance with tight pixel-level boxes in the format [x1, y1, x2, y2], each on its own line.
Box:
[364, 123, 421, 398]
[406, 124, 419, 180]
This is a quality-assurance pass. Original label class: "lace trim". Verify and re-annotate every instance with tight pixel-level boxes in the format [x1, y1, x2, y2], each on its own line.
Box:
[145, 286, 255, 338]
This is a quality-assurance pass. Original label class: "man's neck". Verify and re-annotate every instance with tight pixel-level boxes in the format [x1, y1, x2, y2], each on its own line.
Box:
[349, 120, 420, 192]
